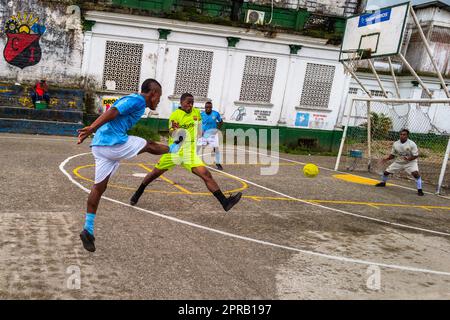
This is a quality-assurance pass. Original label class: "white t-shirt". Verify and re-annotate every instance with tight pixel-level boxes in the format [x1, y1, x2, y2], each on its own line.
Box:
[391, 139, 419, 164]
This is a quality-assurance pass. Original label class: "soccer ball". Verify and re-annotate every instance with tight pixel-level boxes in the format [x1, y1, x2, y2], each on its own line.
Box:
[303, 163, 319, 178]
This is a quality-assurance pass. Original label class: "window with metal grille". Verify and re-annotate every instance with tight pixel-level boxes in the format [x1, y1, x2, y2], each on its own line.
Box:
[174, 48, 213, 98]
[349, 87, 358, 95]
[239, 56, 277, 103]
[299, 63, 335, 109]
[102, 41, 143, 92]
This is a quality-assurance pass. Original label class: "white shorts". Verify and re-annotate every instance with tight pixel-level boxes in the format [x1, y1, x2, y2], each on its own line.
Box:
[91, 135, 147, 184]
[197, 133, 220, 148]
[386, 161, 419, 175]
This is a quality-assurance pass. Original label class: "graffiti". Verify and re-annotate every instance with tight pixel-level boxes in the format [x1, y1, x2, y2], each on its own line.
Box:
[18, 96, 34, 109]
[102, 97, 119, 113]
[0, 83, 84, 110]
[3, 12, 46, 69]
[230, 106, 246, 122]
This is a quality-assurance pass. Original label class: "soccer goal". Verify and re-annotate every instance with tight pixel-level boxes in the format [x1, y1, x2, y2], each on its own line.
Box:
[335, 97, 450, 195]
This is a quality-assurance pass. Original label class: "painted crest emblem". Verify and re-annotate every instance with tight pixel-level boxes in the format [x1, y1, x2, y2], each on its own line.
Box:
[3, 12, 46, 69]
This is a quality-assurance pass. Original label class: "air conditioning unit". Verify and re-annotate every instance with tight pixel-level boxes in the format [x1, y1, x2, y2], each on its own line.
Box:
[245, 10, 265, 25]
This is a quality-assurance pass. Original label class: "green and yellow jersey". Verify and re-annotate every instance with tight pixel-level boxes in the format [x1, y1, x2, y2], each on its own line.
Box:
[155, 107, 204, 172]
[168, 107, 202, 144]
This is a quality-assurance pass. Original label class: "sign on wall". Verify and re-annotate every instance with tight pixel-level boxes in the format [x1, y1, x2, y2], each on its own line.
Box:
[3, 12, 46, 69]
[295, 112, 328, 129]
[101, 96, 119, 113]
[295, 112, 310, 127]
[228, 106, 273, 124]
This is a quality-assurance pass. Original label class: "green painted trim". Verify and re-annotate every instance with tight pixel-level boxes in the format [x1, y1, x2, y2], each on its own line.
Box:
[226, 37, 240, 47]
[134, 117, 343, 152]
[158, 28, 171, 40]
[83, 20, 96, 31]
[289, 44, 302, 55]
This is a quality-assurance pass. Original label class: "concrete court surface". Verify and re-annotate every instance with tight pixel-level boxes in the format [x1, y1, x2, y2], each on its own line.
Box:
[1, 133, 450, 299]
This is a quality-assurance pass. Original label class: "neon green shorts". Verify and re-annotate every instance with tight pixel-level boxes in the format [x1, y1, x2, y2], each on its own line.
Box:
[155, 150, 205, 172]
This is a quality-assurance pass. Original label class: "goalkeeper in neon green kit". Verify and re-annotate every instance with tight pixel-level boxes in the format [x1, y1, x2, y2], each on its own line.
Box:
[130, 93, 242, 212]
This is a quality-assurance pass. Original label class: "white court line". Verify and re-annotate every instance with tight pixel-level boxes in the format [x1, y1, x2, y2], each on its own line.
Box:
[60, 152, 450, 277]
[232, 146, 450, 200]
[201, 148, 450, 237]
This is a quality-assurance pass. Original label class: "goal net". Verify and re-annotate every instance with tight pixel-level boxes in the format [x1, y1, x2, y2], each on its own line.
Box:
[335, 98, 450, 195]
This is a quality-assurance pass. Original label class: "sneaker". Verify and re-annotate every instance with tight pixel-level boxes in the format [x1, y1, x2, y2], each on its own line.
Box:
[375, 182, 386, 187]
[216, 164, 224, 171]
[130, 189, 144, 206]
[223, 192, 242, 212]
[80, 229, 96, 252]
[418, 189, 424, 196]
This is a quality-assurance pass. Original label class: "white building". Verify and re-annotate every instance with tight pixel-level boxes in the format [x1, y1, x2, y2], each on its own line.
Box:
[82, 10, 348, 150]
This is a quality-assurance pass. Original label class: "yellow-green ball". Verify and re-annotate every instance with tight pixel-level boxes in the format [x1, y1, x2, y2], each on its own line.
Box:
[303, 163, 319, 178]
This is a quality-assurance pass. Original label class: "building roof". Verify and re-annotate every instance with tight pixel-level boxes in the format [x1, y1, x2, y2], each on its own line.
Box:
[367, 0, 450, 9]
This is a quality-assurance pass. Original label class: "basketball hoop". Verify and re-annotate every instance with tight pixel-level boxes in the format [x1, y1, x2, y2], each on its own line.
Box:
[342, 49, 371, 75]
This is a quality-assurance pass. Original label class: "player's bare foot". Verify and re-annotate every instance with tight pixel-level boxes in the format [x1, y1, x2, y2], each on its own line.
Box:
[375, 182, 386, 187]
[80, 229, 96, 252]
[223, 192, 242, 212]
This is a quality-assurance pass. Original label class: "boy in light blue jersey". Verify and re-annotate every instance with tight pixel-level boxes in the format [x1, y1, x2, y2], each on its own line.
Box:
[76, 79, 182, 252]
[199, 101, 224, 170]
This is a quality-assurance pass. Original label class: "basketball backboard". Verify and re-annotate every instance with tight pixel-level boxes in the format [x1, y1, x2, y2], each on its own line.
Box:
[339, 2, 410, 61]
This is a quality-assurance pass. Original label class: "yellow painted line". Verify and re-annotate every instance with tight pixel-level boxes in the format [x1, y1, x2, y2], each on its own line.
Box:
[72, 165, 450, 212]
[333, 174, 394, 186]
[139, 163, 192, 194]
[136, 162, 249, 195]
[72, 164, 182, 195]
[73, 162, 248, 196]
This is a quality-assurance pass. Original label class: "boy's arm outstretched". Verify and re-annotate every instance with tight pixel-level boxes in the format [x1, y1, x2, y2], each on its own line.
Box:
[77, 107, 120, 144]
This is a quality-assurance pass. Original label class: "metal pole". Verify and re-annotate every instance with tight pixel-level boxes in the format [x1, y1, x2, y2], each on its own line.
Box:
[352, 97, 450, 103]
[388, 57, 401, 99]
[409, 6, 450, 98]
[367, 101, 372, 171]
[398, 53, 433, 97]
[368, 59, 388, 98]
[335, 98, 355, 171]
[436, 137, 450, 194]
[342, 62, 373, 98]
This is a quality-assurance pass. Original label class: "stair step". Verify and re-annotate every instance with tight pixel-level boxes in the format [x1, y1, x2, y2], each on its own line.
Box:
[0, 118, 83, 136]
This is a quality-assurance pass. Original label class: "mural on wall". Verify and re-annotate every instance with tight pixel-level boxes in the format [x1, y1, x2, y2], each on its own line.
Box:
[3, 12, 46, 69]
[230, 106, 247, 122]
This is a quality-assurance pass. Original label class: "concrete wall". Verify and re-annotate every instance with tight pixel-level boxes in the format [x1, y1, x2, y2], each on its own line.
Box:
[0, 0, 84, 87]
[246, 0, 361, 16]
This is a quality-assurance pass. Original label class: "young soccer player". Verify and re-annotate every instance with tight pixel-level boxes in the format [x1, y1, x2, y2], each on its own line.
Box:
[375, 129, 424, 196]
[77, 79, 182, 252]
[198, 101, 224, 170]
[130, 93, 242, 211]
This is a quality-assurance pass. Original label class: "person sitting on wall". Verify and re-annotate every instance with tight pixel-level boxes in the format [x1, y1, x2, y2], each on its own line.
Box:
[31, 79, 50, 107]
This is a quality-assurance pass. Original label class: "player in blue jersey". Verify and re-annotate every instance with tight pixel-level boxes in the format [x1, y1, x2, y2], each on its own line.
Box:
[198, 101, 224, 170]
[76, 79, 182, 252]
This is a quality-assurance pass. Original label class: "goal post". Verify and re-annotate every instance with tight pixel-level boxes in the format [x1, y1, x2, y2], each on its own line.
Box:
[335, 97, 450, 195]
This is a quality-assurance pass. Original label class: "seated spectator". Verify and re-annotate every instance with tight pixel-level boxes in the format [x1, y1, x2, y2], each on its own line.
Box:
[31, 80, 50, 107]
